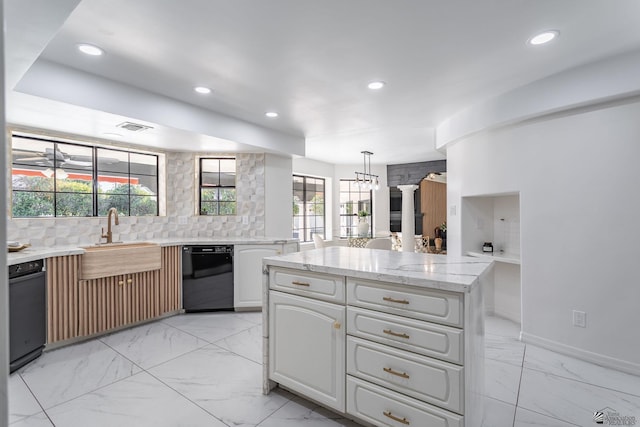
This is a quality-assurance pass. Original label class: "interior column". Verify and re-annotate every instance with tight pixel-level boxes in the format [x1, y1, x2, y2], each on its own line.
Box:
[397, 184, 418, 252]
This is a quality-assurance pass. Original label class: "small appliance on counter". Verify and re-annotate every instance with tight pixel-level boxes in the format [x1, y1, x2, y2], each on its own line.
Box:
[9, 259, 46, 372]
[482, 242, 494, 253]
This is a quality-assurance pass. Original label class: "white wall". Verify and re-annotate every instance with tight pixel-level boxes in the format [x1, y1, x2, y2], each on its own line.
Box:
[265, 153, 293, 237]
[447, 99, 640, 373]
[1, 3, 9, 424]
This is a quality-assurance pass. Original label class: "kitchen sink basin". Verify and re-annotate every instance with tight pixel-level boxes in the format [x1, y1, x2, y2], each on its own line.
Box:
[80, 242, 161, 279]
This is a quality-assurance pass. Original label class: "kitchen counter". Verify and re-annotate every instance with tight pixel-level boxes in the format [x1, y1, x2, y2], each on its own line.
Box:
[7, 236, 298, 265]
[262, 247, 492, 427]
[263, 246, 492, 293]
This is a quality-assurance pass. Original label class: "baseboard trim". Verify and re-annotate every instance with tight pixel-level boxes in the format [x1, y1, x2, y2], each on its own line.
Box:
[520, 332, 640, 376]
[493, 307, 520, 324]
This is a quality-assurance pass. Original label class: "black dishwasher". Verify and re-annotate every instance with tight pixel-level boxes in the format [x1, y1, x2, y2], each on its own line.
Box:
[182, 245, 234, 311]
[9, 259, 46, 373]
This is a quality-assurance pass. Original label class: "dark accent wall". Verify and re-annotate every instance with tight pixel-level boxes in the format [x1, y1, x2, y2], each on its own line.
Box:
[386, 160, 446, 187]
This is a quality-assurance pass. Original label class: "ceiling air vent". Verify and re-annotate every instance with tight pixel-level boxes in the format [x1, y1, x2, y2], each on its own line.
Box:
[116, 121, 154, 132]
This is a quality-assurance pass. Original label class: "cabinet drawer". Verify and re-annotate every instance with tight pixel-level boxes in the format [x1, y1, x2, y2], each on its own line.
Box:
[347, 376, 463, 427]
[270, 268, 345, 303]
[347, 278, 462, 327]
[347, 307, 463, 365]
[347, 336, 464, 414]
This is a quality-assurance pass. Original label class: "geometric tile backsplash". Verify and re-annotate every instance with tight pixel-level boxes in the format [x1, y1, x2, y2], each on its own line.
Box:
[7, 152, 266, 247]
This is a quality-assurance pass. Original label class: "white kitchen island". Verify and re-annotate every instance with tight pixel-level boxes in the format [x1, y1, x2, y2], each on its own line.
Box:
[262, 246, 493, 427]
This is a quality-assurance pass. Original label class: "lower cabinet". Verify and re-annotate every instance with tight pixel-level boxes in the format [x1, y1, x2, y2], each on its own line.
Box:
[269, 290, 345, 411]
[78, 270, 161, 336]
[234, 243, 299, 308]
[267, 267, 483, 427]
[46, 246, 181, 343]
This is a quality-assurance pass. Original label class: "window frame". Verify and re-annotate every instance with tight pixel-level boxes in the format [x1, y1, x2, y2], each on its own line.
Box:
[10, 134, 159, 218]
[293, 174, 326, 243]
[198, 156, 237, 216]
[339, 179, 373, 238]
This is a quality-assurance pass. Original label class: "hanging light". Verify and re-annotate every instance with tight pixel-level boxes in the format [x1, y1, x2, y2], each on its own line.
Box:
[354, 151, 379, 191]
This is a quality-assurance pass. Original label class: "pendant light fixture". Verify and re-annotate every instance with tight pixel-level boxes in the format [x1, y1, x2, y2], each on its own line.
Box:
[355, 151, 379, 190]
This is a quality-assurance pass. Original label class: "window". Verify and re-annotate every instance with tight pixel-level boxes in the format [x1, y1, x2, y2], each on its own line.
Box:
[339, 179, 372, 237]
[11, 134, 159, 217]
[199, 157, 236, 215]
[293, 175, 325, 242]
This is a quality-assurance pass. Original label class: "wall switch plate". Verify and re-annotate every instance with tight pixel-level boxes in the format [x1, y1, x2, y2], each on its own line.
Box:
[242, 216, 249, 225]
[450, 205, 457, 216]
[573, 310, 586, 328]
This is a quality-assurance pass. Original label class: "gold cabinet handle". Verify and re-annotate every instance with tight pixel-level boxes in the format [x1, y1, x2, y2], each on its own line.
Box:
[292, 281, 310, 286]
[333, 321, 342, 329]
[383, 329, 410, 339]
[383, 367, 410, 379]
[118, 280, 124, 287]
[383, 411, 410, 425]
[127, 278, 133, 284]
[383, 296, 410, 304]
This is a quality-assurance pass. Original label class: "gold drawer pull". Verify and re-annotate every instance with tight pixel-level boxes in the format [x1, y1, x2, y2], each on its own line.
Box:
[292, 281, 310, 286]
[333, 321, 342, 329]
[383, 411, 410, 425]
[383, 296, 409, 304]
[383, 329, 410, 339]
[383, 367, 410, 379]
[118, 280, 124, 287]
[127, 278, 133, 284]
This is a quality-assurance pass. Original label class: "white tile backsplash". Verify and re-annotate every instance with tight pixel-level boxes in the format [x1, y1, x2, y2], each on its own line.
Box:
[8, 152, 267, 247]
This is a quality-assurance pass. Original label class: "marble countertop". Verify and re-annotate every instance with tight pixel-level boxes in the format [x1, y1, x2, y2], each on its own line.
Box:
[7, 237, 298, 265]
[263, 246, 493, 293]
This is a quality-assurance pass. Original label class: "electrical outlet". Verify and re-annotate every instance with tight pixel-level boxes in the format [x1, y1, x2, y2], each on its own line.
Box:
[242, 216, 249, 225]
[572, 310, 586, 328]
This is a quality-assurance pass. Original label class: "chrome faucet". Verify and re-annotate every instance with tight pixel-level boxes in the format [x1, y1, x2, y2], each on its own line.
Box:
[101, 207, 120, 244]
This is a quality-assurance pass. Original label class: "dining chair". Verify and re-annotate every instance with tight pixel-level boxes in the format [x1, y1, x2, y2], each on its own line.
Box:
[313, 234, 326, 249]
[364, 238, 392, 250]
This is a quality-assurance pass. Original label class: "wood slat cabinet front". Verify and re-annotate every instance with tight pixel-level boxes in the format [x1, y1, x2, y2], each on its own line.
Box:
[46, 246, 181, 343]
[78, 270, 161, 336]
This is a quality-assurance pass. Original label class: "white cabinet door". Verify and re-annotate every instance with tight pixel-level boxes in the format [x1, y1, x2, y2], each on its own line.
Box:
[234, 245, 282, 308]
[269, 291, 346, 412]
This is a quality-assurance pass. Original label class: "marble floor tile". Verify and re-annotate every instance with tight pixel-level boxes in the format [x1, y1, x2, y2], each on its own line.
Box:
[518, 367, 640, 426]
[257, 396, 360, 427]
[19, 339, 140, 409]
[45, 372, 226, 427]
[149, 345, 291, 427]
[162, 312, 256, 343]
[482, 396, 516, 427]
[215, 324, 263, 363]
[514, 407, 579, 426]
[100, 321, 209, 369]
[485, 334, 526, 368]
[485, 358, 522, 406]
[233, 310, 264, 324]
[8, 412, 54, 427]
[524, 345, 640, 397]
[485, 315, 521, 339]
[8, 374, 42, 424]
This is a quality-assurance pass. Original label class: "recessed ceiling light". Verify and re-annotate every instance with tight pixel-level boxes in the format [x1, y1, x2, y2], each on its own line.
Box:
[194, 86, 211, 94]
[367, 81, 386, 90]
[265, 111, 279, 118]
[77, 43, 104, 56]
[528, 30, 559, 46]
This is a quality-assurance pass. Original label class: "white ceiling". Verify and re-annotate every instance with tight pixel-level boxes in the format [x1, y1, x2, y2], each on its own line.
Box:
[7, 0, 640, 164]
